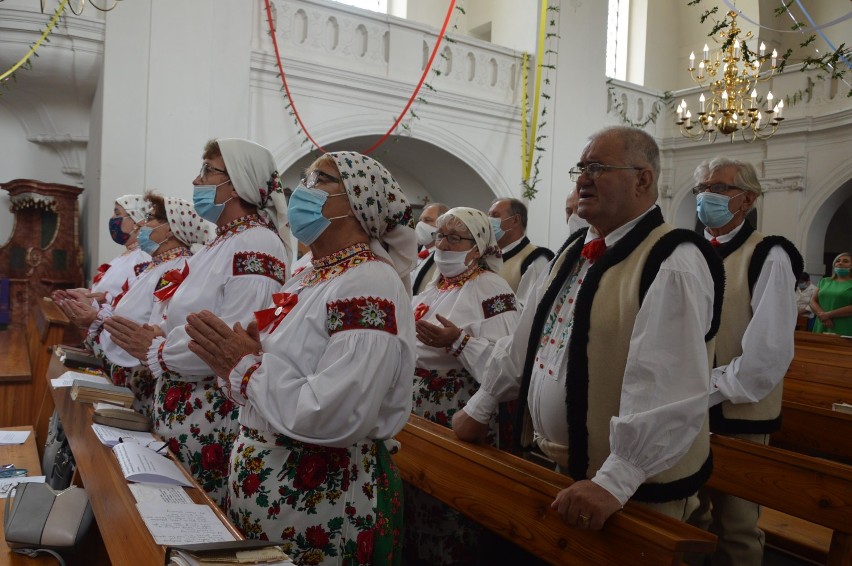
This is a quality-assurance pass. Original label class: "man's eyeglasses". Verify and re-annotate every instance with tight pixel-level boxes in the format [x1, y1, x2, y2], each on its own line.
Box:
[301, 170, 341, 189]
[435, 232, 475, 245]
[691, 183, 743, 195]
[198, 163, 228, 182]
[568, 163, 643, 182]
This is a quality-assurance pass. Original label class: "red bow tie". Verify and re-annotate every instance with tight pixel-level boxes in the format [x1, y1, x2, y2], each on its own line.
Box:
[414, 303, 430, 321]
[418, 248, 431, 260]
[153, 263, 190, 301]
[710, 237, 720, 248]
[581, 238, 607, 262]
[93, 263, 111, 284]
[255, 293, 299, 333]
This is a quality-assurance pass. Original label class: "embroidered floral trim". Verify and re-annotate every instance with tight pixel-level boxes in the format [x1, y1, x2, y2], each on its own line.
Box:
[326, 297, 398, 336]
[436, 264, 483, 291]
[157, 340, 168, 374]
[414, 303, 429, 321]
[232, 252, 288, 284]
[143, 247, 193, 273]
[134, 262, 151, 277]
[301, 243, 376, 288]
[482, 293, 518, 319]
[209, 214, 273, 246]
[450, 333, 471, 357]
[240, 362, 261, 399]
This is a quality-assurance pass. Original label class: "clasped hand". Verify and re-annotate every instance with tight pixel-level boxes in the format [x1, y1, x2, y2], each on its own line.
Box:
[103, 316, 165, 362]
[415, 314, 461, 349]
[185, 310, 261, 378]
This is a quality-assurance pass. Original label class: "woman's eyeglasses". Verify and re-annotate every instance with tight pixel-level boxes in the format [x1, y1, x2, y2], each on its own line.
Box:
[435, 233, 475, 245]
[301, 170, 341, 189]
[198, 163, 228, 182]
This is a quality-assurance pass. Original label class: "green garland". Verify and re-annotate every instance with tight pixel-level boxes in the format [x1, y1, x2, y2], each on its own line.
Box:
[607, 80, 674, 128]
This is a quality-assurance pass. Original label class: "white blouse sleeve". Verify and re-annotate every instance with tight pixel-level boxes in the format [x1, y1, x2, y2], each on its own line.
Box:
[455, 300, 520, 383]
[592, 243, 714, 505]
[240, 329, 411, 446]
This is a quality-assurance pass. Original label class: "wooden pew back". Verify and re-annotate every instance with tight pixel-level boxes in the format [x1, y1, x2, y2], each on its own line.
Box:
[397, 415, 716, 565]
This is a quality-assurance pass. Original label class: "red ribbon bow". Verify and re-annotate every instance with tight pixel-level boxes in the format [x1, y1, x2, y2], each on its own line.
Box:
[153, 263, 190, 301]
[414, 303, 430, 321]
[710, 237, 720, 248]
[111, 279, 130, 308]
[581, 238, 607, 262]
[418, 248, 431, 260]
[255, 293, 299, 332]
[93, 263, 111, 284]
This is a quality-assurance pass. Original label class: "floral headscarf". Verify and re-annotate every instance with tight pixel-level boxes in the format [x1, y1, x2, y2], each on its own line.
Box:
[115, 194, 149, 223]
[443, 206, 503, 273]
[326, 151, 417, 291]
[218, 138, 292, 262]
[164, 197, 213, 246]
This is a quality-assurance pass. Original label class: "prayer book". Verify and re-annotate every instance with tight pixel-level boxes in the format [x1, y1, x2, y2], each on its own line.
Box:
[113, 442, 191, 487]
[70, 379, 134, 408]
[832, 402, 852, 415]
[92, 404, 151, 431]
[55, 344, 102, 369]
[165, 540, 293, 565]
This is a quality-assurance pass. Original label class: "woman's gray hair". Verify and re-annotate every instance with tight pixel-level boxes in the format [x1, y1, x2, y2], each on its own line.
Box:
[694, 157, 763, 196]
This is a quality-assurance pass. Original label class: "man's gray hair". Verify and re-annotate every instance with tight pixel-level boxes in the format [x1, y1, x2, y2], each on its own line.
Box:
[694, 157, 763, 196]
[593, 126, 660, 183]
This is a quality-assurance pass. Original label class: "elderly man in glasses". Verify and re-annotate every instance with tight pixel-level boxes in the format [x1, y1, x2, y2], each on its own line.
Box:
[688, 157, 802, 566]
[452, 126, 724, 531]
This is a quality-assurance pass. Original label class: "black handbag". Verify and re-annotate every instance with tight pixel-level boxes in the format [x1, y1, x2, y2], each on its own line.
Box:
[4, 482, 94, 565]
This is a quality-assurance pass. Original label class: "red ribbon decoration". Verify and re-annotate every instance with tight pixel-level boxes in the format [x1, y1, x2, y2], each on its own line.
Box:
[255, 293, 299, 333]
[153, 263, 190, 302]
[418, 248, 430, 260]
[263, 0, 456, 155]
[111, 279, 129, 308]
[414, 303, 430, 321]
[581, 238, 607, 262]
[93, 263, 110, 284]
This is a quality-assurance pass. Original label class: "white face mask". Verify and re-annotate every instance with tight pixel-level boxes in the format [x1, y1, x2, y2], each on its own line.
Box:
[415, 221, 436, 247]
[434, 248, 473, 278]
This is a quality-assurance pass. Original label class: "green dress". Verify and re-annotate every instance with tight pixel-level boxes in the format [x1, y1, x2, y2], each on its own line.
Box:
[812, 278, 852, 335]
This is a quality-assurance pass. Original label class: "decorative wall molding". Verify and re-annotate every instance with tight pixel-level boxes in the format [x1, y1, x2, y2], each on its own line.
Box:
[26, 134, 87, 179]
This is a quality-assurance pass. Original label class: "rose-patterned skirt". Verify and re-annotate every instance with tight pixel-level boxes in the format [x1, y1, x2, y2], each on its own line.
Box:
[101, 357, 156, 419]
[228, 426, 402, 566]
[153, 370, 239, 508]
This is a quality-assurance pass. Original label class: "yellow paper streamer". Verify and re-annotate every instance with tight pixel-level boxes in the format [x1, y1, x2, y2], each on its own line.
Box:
[522, 0, 549, 183]
[0, 0, 70, 83]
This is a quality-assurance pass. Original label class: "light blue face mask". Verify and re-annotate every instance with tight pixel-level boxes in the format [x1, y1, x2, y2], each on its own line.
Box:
[835, 267, 851, 277]
[193, 181, 232, 224]
[696, 191, 744, 229]
[137, 224, 168, 255]
[489, 217, 506, 242]
[287, 185, 350, 245]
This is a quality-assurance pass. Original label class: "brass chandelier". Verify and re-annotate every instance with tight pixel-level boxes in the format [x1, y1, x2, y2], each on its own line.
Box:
[676, 10, 784, 143]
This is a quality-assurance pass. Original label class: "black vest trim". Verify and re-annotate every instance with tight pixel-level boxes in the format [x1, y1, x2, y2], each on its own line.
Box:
[520, 246, 555, 276]
[710, 405, 783, 434]
[714, 221, 755, 260]
[633, 452, 713, 503]
[748, 236, 804, 295]
[412, 253, 435, 295]
[500, 237, 531, 263]
[640, 230, 726, 341]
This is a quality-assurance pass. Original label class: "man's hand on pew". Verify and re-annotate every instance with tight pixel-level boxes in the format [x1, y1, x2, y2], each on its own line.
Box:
[451, 409, 490, 444]
[551, 480, 622, 531]
[104, 316, 164, 361]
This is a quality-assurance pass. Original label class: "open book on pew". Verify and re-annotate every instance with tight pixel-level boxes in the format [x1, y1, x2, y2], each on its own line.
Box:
[165, 541, 293, 565]
[832, 402, 852, 415]
[113, 441, 191, 487]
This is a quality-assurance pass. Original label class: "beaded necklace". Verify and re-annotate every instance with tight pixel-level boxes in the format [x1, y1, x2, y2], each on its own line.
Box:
[142, 247, 193, 274]
[300, 243, 375, 288]
[209, 214, 273, 247]
[436, 262, 484, 291]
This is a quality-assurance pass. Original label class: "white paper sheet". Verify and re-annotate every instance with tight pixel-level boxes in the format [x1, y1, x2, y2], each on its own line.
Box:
[51, 370, 109, 388]
[0, 476, 47, 498]
[128, 483, 194, 505]
[91, 423, 156, 447]
[135, 503, 236, 545]
[113, 442, 191, 487]
[0, 430, 30, 445]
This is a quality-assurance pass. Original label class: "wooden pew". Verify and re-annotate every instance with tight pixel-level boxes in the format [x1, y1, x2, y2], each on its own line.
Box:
[708, 434, 852, 566]
[785, 332, 852, 410]
[397, 415, 717, 565]
[0, 329, 32, 428]
[772, 400, 852, 464]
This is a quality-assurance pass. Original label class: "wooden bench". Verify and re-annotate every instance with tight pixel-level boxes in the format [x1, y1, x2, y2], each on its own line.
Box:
[0, 328, 30, 382]
[708, 434, 852, 566]
[397, 415, 717, 565]
[772, 400, 852, 465]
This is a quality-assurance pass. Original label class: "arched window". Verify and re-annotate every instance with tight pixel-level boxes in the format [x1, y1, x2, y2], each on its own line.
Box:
[606, 0, 629, 80]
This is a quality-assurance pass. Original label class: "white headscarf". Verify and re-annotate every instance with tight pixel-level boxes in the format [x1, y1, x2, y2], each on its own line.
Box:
[163, 197, 213, 246]
[218, 138, 292, 261]
[115, 194, 148, 223]
[442, 206, 503, 273]
[326, 151, 417, 293]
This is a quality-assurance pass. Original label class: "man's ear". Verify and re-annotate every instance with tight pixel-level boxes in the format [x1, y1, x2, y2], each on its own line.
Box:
[635, 168, 654, 196]
[742, 191, 758, 210]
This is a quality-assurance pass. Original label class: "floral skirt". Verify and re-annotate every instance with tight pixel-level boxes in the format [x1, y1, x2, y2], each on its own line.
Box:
[153, 370, 239, 508]
[228, 426, 402, 566]
[102, 357, 156, 419]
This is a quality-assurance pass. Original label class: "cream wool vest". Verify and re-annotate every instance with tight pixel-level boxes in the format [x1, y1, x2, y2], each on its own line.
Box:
[516, 208, 723, 503]
[498, 241, 537, 292]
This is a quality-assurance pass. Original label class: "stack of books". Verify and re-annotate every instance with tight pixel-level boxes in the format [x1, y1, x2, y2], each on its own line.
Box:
[70, 379, 134, 408]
